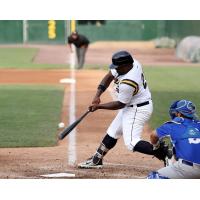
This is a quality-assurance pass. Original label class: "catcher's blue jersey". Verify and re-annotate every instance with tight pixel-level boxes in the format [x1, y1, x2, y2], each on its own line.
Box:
[156, 117, 200, 164]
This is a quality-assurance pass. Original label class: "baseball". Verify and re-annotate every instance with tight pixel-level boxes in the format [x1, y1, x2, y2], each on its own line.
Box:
[58, 122, 65, 129]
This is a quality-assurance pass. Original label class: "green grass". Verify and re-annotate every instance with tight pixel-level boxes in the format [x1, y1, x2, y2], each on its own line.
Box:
[0, 48, 69, 69]
[1, 47, 200, 145]
[144, 66, 200, 128]
[0, 85, 64, 147]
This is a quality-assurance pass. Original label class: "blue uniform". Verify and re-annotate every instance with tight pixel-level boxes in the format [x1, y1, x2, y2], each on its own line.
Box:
[156, 117, 200, 164]
[147, 100, 200, 179]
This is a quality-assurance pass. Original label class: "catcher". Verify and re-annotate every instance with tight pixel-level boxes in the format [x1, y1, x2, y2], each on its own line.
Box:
[147, 99, 200, 179]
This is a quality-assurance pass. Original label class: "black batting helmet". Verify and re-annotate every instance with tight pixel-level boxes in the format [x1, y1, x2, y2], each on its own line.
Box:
[109, 50, 134, 69]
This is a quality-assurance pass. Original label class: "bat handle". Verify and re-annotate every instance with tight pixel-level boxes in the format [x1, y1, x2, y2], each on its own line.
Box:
[85, 109, 91, 116]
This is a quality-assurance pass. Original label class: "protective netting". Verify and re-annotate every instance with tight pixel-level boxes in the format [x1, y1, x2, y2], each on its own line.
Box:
[176, 36, 200, 63]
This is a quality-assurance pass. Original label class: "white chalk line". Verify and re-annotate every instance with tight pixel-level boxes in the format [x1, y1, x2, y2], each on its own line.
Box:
[68, 45, 76, 166]
[47, 49, 76, 179]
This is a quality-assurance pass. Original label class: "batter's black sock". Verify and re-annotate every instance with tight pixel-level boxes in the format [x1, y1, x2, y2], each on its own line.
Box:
[93, 134, 117, 164]
[102, 134, 118, 149]
[134, 140, 154, 155]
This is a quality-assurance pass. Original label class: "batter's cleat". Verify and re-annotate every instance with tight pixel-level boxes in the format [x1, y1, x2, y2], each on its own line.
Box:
[78, 157, 103, 169]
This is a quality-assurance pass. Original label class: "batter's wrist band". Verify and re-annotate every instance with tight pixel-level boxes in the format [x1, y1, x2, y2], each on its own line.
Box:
[97, 84, 106, 92]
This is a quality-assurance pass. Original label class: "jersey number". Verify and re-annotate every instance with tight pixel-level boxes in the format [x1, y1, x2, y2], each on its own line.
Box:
[188, 138, 200, 144]
[141, 73, 147, 89]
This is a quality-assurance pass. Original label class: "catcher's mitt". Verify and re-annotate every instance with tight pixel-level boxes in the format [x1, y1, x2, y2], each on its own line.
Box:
[153, 136, 174, 163]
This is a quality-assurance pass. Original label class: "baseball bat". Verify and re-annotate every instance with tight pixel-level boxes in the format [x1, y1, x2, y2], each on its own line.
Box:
[58, 110, 90, 140]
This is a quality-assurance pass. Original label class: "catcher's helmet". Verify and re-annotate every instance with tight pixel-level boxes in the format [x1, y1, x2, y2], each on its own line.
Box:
[169, 99, 197, 119]
[109, 51, 134, 69]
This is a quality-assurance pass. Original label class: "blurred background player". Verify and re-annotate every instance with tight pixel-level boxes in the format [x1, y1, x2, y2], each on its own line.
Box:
[68, 31, 90, 69]
[147, 99, 200, 179]
[78, 50, 154, 168]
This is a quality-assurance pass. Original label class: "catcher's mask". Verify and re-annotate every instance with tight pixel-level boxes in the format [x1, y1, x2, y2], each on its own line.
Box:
[169, 99, 197, 120]
[109, 50, 134, 69]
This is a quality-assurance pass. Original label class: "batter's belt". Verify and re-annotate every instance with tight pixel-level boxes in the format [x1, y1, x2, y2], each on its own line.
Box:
[179, 159, 200, 168]
[129, 101, 150, 108]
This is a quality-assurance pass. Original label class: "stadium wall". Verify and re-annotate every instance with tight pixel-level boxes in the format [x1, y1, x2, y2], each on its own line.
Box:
[0, 20, 67, 44]
[0, 20, 200, 44]
[165, 20, 200, 42]
[76, 20, 166, 42]
[0, 21, 23, 44]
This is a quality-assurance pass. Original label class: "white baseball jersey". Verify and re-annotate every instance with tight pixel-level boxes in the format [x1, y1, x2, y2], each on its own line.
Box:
[110, 59, 151, 106]
[107, 59, 153, 150]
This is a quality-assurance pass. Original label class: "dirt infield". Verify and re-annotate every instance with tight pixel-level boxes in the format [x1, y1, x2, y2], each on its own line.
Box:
[1, 42, 185, 178]
[0, 69, 162, 178]
[5, 42, 200, 66]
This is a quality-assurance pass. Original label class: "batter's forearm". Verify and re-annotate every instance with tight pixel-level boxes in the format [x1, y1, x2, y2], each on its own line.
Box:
[92, 72, 114, 105]
[95, 88, 104, 98]
[96, 72, 114, 96]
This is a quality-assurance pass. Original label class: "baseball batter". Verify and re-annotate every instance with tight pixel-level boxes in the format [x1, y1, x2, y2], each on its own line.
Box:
[147, 100, 200, 179]
[78, 50, 154, 168]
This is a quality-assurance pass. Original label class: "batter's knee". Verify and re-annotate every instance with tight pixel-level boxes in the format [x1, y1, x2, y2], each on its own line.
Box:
[125, 144, 135, 151]
[125, 138, 141, 151]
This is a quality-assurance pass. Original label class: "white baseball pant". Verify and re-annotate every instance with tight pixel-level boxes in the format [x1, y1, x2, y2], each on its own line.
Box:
[107, 100, 153, 151]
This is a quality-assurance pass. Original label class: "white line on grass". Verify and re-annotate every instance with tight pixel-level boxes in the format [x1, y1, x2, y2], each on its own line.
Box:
[68, 46, 76, 166]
